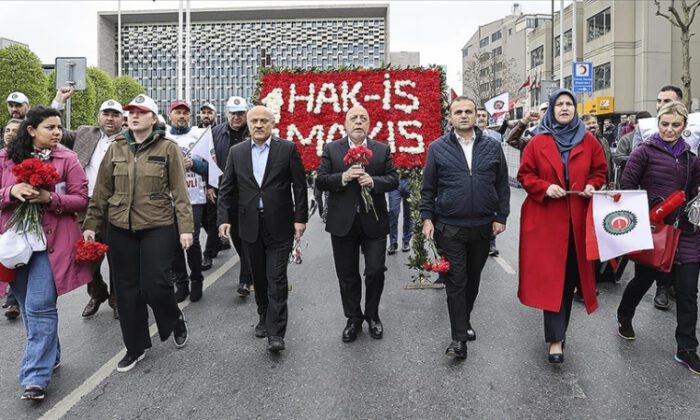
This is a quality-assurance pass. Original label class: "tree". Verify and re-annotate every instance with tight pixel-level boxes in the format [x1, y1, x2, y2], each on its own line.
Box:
[462, 51, 524, 108]
[654, 0, 700, 109]
[0, 44, 48, 126]
[87, 67, 116, 108]
[47, 70, 97, 128]
[113, 75, 145, 107]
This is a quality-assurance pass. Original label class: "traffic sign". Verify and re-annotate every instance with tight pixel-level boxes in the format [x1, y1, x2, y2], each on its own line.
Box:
[572, 61, 593, 93]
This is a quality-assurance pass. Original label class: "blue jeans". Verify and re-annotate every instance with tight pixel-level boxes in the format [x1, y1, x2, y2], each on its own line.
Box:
[388, 178, 412, 246]
[10, 252, 60, 389]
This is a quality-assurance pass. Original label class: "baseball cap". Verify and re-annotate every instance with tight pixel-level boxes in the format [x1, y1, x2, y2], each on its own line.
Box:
[6, 92, 29, 104]
[99, 99, 123, 114]
[226, 96, 248, 113]
[200, 102, 217, 112]
[123, 94, 159, 114]
[169, 99, 191, 113]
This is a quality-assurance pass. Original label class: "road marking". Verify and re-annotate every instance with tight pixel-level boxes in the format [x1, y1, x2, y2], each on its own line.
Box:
[39, 256, 239, 420]
[492, 255, 516, 275]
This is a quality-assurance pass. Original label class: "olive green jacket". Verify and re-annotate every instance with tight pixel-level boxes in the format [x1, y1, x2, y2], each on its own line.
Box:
[83, 130, 194, 234]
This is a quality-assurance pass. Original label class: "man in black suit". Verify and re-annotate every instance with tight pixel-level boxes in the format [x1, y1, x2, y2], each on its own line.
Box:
[316, 106, 398, 343]
[217, 106, 308, 353]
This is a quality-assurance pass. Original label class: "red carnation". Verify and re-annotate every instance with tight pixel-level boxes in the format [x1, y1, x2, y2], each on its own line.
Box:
[75, 240, 109, 264]
[343, 145, 377, 219]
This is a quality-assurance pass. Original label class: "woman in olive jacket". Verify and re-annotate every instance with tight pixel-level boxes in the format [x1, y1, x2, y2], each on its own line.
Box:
[83, 95, 194, 373]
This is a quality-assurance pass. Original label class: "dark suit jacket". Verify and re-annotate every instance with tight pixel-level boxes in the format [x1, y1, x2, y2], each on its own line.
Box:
[61, 126, 104, 168]
[316, 137, 398, 238]
[217, 136, 308, 243]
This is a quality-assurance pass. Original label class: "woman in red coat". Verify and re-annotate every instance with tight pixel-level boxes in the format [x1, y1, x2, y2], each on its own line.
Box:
[517, 89, 607, 363]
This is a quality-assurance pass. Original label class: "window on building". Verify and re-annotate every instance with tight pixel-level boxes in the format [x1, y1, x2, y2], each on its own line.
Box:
[527, 18, 540, 29]
[587, 8, 611, 41]
[564, 76, 572, 90]
[480, 36, 489, 47]
[554, 29, 573, 57]
[479, 82, 490, 93]
[479, 67, 489, 77]
[492, 46, 502, 56]
[463, 47, 469, 58]
[530, 45, 544, 68]
[492, 61, 503, 72]
[508, 28, 513, 35]
[494, 79, 502, 89]
[491, 30, 502, 42]
[594, 62, 611, 90]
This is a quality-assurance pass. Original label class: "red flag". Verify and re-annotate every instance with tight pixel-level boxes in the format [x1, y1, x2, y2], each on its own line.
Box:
[518, 76, 531, 92]
[528, 73, 538, 91]
[449, 88, 458, 101]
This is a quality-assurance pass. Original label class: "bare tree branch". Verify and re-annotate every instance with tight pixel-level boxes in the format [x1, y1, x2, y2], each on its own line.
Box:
[655, 0, 680, 26]
[669, 3, 687, 29]
[687, 0, 700, 27]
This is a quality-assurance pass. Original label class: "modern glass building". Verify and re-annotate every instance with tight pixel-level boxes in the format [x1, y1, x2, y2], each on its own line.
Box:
[97, 5, 389, 115]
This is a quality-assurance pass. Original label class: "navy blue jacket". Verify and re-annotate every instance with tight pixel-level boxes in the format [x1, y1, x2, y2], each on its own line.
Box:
[420, 128, 510, 227]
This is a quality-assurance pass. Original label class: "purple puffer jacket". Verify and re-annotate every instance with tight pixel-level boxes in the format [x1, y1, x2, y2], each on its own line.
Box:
[622, 140, 700, 264]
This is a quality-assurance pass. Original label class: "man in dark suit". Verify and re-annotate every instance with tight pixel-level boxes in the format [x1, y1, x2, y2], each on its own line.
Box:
[217, 106, 308, 353]
[209, 96, 252, 295]
[62, 99, 124, 319]
[316, 106, 398, 343]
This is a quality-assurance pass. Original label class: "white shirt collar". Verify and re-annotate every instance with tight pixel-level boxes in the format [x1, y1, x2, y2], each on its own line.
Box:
[455, 130, 475, 145]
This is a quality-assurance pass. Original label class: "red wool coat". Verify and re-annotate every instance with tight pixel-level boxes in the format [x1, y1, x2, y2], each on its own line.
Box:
[517, 132, 607, 314]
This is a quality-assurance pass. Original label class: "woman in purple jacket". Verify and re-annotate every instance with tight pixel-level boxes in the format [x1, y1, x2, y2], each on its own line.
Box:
[616, 101, 700, 375]
[0, 107, 91, 401]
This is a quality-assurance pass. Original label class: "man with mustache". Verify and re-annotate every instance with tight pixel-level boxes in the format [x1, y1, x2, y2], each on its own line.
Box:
[61, 100, 125, 319]
[316, 106, 398, 343]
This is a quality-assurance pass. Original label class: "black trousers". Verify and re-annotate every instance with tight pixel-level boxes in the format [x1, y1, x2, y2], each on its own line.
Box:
[243, 213, 293, 338]
[543, 236, 579, 343]
[107, 224, 182, 356]
[203, 197, 221, 258]
[618, 262, 699, 351]
[173, 204, 204, 285]
[435, 222, 491, 341]
[86, 226, 115, 304]
[330, 216, 387, 324]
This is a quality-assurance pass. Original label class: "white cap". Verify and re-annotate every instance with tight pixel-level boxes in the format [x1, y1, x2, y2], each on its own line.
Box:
[123, 94, 159, 114]
[99, 99, 123, 114]
[225, 96, 248, 112]
[200, 102, 217, 112]
[6, 92, 29, 104]
[538, 102, 549, 111]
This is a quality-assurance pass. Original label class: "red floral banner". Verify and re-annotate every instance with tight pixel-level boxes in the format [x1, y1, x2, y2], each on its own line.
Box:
[258, 68, 444, 171]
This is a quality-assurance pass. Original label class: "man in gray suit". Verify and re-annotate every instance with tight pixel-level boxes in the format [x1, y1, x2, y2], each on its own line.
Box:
[62, 100, 124, 319]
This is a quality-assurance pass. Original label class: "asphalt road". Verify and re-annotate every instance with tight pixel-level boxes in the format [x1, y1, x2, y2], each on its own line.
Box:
[1, 188, 700, 419]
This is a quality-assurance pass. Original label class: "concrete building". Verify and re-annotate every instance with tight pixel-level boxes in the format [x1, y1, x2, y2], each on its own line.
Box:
[97, 5, 389, 114]
[461, 3, 550, 116]
[526, 0, 700, 116]
[389, 51, 420, 67]
[0, 37, 28, 49]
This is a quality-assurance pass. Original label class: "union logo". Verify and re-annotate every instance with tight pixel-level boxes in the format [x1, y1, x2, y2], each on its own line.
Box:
[683, 129, 692, 138]
[135, 95, 145, 103]
[603, 210, 637, 235]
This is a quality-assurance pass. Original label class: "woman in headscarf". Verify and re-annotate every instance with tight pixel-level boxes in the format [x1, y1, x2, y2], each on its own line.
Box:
[517, 89, 608, 363]
[616, 101, 700, 375]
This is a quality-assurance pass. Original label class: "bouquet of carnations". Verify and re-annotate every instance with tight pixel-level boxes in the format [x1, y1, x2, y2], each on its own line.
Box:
[75, 240, 109, 264]
[421, 240, 451, 273]
[343, 145, 377, 220]
[6, 157, 60, 246]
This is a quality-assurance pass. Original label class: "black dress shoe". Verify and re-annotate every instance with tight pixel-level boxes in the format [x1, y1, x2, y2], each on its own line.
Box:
[445, 341, 467, 359]
[368, 319, 383, 339]
[202, 255, 213, 271]
[342, 321, 362, 342]
[237, 283, 251, 297]
[255, 320, 268, 338]
[173, 313, 188, 348]
[466, 325, 476, 341]
[548, 353, 564, 364]
[81, 298, 103, 318]
[387, 243, 398, 255]
[190, 281, 203, 302]
[267, 336, 285, 352]
[654, 286, 670, 310]
[175, 284, 189, 303]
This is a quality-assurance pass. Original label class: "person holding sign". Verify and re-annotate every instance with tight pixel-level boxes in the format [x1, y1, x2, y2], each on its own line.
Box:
[517, 89, 607, 364]
[616, 101, 700, 376]
[167, 99, 208, 303]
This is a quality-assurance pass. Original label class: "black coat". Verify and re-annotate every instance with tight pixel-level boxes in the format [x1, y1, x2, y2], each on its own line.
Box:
[316, 137, 398, 238]
[212, 122, 249, 174]
[217, 137, 308, 243]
